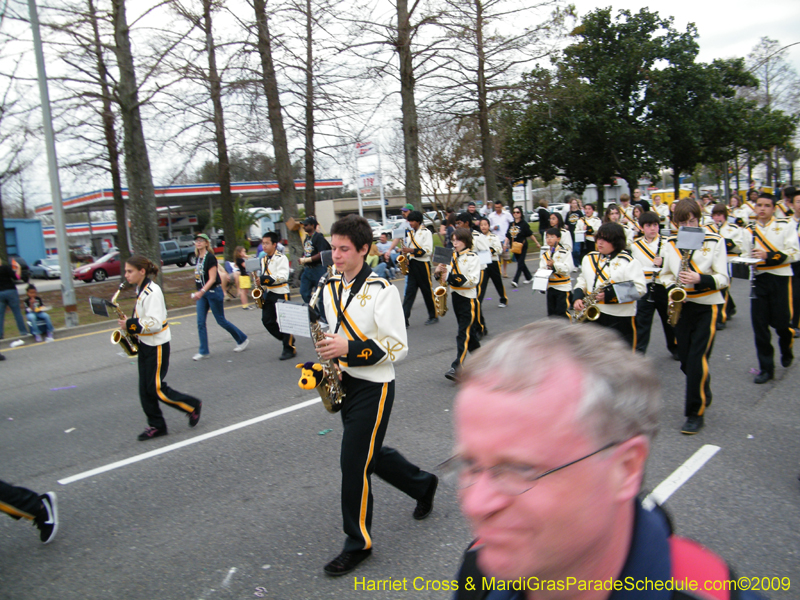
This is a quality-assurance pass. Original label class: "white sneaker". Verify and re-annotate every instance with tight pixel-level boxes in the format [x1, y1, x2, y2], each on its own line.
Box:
[523, 279, 533, 284]
[498, 303, 507, 308]
[234, 338, 250, 352]
[510, 281, 518, 288]
[10, 340, 24, 348]
[192, 353, 210, 361]
[46, 334, 55, 342]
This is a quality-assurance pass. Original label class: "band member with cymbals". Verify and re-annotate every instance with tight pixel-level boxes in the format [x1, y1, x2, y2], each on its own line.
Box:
[315, 215, 437, 577]
[118, 256, 202, 441]
[258, 231, 296, 360]
[660, 199, 728, 434]
[401, 210, 438, 328]
[436, 228, 482, 381]
[742, 192, 800, 384]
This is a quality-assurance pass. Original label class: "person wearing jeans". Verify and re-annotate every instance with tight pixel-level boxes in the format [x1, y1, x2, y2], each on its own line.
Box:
[0, 258, 30, 345]
[192, 234, 249, 360]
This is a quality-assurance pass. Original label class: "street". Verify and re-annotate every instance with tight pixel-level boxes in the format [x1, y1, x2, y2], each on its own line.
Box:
[1, 271, 798, 600]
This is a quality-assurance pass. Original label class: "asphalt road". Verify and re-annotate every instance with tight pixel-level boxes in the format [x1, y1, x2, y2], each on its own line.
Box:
[1, 265, 799, 600]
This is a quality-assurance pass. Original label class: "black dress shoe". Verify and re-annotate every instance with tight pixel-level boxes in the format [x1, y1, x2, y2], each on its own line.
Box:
[425, 317, 439, 325]
[323, 549, 371, 576]
[782, 354, 793, 368]
[413, 475, 438, 520]
[671, 351, 680, 362]
[444, 368, 458, 381]
[754, 370, 773, 384]
[716, 321, 726, 330]
[681, 415, 704, 435]
[279, 349, 297, 361]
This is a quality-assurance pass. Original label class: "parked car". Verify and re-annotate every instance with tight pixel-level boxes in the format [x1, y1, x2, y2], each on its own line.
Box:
[73, 251, 121, 282]
[30, 258, 61, 280]
[529, 203, 569, 222]
[159, 240, 196, 267]
[9, 256, 30, 283]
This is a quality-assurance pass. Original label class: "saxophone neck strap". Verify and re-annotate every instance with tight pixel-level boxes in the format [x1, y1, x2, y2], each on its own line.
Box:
[333, 262, 372, 335]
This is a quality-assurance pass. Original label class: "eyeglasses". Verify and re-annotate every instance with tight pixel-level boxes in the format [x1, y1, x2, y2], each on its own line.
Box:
[513, 211, 521, 215]
[438, 441, 619, 496]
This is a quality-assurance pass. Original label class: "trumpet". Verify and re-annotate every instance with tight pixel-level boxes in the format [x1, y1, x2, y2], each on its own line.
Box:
[250, 271, 264, 309]
[433, 270, 448, 317]
[667, 249, 691, 327]
[396, 254, 409, 275]
[109, 283, 139, 357]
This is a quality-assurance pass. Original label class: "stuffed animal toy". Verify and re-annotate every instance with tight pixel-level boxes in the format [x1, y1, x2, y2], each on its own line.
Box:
[297, 362, 324, 390]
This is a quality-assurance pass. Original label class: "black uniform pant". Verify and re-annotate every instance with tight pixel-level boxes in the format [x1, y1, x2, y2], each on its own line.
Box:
[547, 288, 570, 318]
[792, 263, 800, 329]
[476, 270, 487, 333]
[595, 312, 636, 351]
[751, 273, 794, 375]
[402, 260, 436, 322]
[138, 342, 201, 430]
[482, 261, 507, 305]
[339, 374, 433, 552]
[0, 480, 41, 521]
[719, 287, 736, 323]
[635, 284, 677, 355]
[261, 291, 295, 352]
[512, 243, 532, 284]
[452, 293, 481, 369]
[673, 302, 718, 417]
[580, 239, 596, 261]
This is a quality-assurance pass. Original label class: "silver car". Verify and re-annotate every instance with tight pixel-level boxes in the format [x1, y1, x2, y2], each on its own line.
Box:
[30, 257, 61, 279]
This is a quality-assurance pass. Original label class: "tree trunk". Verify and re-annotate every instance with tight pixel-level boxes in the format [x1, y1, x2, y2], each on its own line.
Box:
[474, 0, 497, 206]
[397, 0, 422, 211]
[111, 0, 160, 282]
[254, 0, 302, 263]
[672, 162, 680, 201]
[303, 0, 316, 217]
[88, 0, 130, 265]
[0, 185, 7, 264]
[203, 0, 236, 261]
[595, 182, 605, 216]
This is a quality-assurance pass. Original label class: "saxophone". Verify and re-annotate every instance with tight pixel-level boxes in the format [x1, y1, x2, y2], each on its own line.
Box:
[667, 249, 691, 326]
[433, 270, 448, 317]
[396, 254, 409, 275]
[109, 283, 139, 357]
[307, 272, 345, 413]
[250, 270, 265, 309]
[574, 283, 609, 322]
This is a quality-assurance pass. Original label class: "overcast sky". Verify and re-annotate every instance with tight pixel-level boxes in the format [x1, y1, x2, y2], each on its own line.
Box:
[568, 0, 800, 73]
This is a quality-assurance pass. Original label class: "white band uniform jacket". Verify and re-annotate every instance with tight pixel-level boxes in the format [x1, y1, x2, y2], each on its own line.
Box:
[259, 251, 290, 294]
[471, 231, 491, 270]
[575, 216, 602, 242]
[446, 250, 481, 299]
[539, 244, 574, 292]
[322, 270, 408, 383]
[703, 222, 743, 262]
[405, 228, 433, 263]
[660, 232, 729, 305]
[741, 217, 800, 277]
[776, 200, 795, 220]
[653, 203, 670, 225]
[574, 251, 647, 317]
[631, 236, 667, 284]
[125, 279, 170, 346]
[485, 232, 503, 261]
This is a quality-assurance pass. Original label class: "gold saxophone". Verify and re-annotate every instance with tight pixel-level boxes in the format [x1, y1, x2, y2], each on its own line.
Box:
[109, 283, 139, 357]
[667, 249, 691, 326]
[433, 270, 448, 317]
[307, 272, 345, 413]
[250, 270, 265, 309]
[574, 282, 609, 322]
[396, 254, 409, 275]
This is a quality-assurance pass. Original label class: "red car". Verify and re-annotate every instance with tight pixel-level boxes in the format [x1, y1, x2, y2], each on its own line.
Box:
[73, 251, 122, 283]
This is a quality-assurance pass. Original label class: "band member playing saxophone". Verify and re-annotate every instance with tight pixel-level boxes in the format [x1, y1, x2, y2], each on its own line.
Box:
[660, 199, 728, 434]
[315, 215, 437, 577]
[258, 232, 296, 360]
[401, 210, 439, 328]
[573, 223, 647, 350]
[117, 256, 202, 441]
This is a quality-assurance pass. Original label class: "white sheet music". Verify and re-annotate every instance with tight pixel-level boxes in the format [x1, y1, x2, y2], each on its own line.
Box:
[276, 302, 312, 338]
[532, 269, 552, 292]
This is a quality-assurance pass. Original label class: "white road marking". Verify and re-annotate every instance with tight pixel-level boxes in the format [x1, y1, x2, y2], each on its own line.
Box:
[221, 567, 237, 587]
[58, 397, 321, 485]
[642, 444, 720, 510]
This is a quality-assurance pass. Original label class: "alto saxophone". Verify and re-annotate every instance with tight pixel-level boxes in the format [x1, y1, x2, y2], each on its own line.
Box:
[433, 270, 448, 318]
[250, 270, 265, 309]
[396, 254, 409, 275]
[307, 272, 345, 413]
[667, 249, 691, 326]
[110, 283, 139, 357]
[574, 283, 609, 322]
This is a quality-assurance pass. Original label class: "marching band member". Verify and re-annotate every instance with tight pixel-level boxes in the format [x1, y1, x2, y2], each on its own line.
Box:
[632, 211, 677, 358]
[258, 231, 296, 360]
[652, 194, 670, 226]
[478, 217, 508, 308]
[575, 203, 601, 259]
[617, 193, 636, 226]
[603, 204, 635, 249]
[315, 215, 437, 576]
[742, 193, 800, 384]
[630, 205, 646, 240]
[539, 227, 574, 318]
[548, 212, 573, 254]
[704, 204, 743, 329]
[400, 211, 438, 328]
[728, 193, 748, 227]
[741, 189, 760, 223]
[776, 185, 796, 219]
[790, 190, 800, 333]
[458, 213, 490, 336]
[118, 256, 202, 441]
[660, 199, 728, 434]
[436, 228, 481, 381]
[573, 223, 647, 350]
